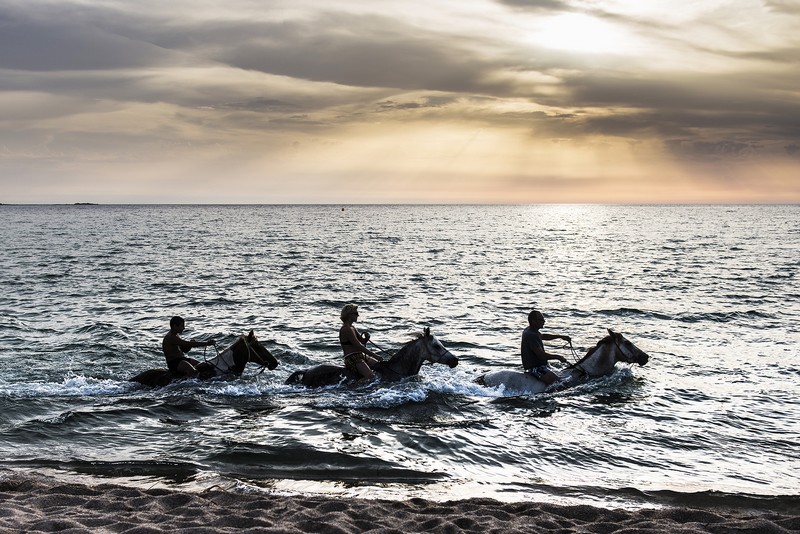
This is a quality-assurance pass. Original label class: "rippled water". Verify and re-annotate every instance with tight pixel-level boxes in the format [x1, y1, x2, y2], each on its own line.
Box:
[1, 204, 798, 510]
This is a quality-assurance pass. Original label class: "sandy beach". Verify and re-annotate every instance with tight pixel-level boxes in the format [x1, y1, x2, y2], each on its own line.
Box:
[1, 473, 797, 534]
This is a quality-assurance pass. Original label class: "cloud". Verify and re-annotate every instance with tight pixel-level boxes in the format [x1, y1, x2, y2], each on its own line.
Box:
[1, 0, 799, 202]
[494, 0, 571, 11]
[0, 5, 181, 71]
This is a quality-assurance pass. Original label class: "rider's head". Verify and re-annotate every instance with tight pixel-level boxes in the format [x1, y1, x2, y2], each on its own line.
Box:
[528, 310, 545, 328]
[341, 303, 359, 322]
[170, 316, 185, 330]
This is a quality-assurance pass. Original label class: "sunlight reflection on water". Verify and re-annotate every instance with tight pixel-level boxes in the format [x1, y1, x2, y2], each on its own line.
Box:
[0, 204, 798, 507]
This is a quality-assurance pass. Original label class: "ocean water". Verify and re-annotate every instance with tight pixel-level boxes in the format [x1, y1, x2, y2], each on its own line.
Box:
[0, 204, 798, 511]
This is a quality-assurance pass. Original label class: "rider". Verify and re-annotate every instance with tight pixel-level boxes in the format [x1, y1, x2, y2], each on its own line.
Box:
[521, 310, 571, 385]
[339, 304, 381, 381]
[162, 316, 216, 378]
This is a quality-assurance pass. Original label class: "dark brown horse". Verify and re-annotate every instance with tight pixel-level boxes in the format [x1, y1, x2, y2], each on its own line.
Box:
[285, 327, 458, 388]
[130, 330, 278, 387]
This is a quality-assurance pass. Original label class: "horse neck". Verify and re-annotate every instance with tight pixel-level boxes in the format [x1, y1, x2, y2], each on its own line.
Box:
[575, 341, 617, 376]
[384, 339, 425, 376]
[212, 337, 248, 374]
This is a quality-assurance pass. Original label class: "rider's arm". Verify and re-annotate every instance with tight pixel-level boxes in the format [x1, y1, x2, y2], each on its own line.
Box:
[541, 333, 571, 343]
[177, 337, 214, 353]
[531, 341, 568, 364]
[342, 327, 378, 358]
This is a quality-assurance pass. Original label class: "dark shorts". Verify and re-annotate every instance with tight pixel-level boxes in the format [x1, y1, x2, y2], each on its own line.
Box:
[525, 365, 552, 380]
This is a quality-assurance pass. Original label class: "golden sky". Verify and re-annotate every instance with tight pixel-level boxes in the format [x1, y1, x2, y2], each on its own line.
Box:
[1, 0, 799, 203]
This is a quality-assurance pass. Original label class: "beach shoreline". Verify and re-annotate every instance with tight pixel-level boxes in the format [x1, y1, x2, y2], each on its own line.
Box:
[1, 472, 797, 533]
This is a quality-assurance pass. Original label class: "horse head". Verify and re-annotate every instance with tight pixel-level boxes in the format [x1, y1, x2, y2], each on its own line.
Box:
[421, 327, 458, 368]
[381, 327, 458, 378]
[607, 328, 649, 366]
[242, 330, 279, 370]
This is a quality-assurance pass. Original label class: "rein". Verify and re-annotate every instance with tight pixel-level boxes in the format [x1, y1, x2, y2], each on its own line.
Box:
[555, 339, 581, 366]
[241, 337, 269, 375]
[204, 336, 268, 375]
[369, 339, 395, 359]
[566, 339, 580, 364]
[610, 335, 637, 367]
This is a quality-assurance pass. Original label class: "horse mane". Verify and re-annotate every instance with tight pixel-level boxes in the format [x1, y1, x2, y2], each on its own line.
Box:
[569, 335, 612, 368]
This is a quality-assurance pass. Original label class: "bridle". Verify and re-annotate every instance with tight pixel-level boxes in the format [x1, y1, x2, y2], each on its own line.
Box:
[610, 334, 638, 365]
[243, 336, 270, 375]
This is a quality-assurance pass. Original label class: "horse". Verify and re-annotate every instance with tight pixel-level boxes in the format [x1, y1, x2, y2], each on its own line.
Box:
[475, 329, 649, 394]
[130, 330, 279, 387]
[285, 327, 458, 388]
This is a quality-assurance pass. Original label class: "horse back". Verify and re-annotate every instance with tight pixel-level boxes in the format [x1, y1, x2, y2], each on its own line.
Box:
[287, 364, 357, 387]
[130, 368, 175, 387]
[196, 362, 217, 380]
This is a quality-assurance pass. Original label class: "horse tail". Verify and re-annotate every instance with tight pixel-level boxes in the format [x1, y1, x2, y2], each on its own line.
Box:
[285, 370, 306, 385]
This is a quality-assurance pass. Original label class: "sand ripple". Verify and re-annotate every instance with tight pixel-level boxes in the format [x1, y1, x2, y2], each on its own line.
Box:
[1, 474, 797, 534]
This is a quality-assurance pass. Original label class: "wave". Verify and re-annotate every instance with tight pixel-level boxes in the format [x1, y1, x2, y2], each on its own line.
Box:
[597, 308, 775, 324]
[507, 482, 800, 512]
[676, 310, 774, 323]
[0, 376, 133, 398]
[638, 488, 800, 514]
[208, 442, 447, 484]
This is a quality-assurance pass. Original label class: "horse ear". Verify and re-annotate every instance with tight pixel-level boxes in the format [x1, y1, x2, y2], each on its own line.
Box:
[607, 328, 616, 337]
[248, 330, 255, 340]
[424, 327, 430, 338]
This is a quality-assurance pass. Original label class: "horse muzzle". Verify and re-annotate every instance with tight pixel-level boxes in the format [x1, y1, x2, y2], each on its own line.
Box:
[636, 352, 650, 366]
[442, 352, 459, 368]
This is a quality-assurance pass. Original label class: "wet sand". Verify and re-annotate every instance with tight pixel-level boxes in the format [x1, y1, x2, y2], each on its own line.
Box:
[1, 473, 797, 533]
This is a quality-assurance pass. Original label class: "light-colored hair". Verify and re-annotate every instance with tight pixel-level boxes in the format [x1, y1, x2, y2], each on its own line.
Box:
[341, 303, 359, 321]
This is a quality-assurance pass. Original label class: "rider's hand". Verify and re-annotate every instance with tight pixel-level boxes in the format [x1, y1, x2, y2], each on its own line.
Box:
[362, 331, 370, 341]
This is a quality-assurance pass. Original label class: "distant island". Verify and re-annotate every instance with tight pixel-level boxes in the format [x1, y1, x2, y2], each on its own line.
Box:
[73, 202, 99, 205]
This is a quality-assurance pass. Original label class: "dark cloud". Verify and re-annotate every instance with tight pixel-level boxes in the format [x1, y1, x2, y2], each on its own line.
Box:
[663, 139, 768, 162]
[375, 97, 453, 112]
[766, 0, 800, 14]
[493, 0, 571, 11]
[215, 98, 297, 112]
[150, 14, 498, 95]
[0, 5, 177, 71]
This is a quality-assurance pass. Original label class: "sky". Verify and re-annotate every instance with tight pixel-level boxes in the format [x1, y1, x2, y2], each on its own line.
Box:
[1, 0, 799, 203]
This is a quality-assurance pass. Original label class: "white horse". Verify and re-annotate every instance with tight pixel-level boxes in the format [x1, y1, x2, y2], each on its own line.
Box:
[476, 329, 649, 394]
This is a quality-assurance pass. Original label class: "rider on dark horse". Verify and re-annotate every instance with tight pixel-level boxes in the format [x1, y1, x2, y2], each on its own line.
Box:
[521, 310, 571, 385]
[339, 304, 382, 381]
[163, 316, 216, 378]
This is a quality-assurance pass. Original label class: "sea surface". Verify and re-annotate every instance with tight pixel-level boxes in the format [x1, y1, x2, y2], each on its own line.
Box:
[0, 204, 798, 511]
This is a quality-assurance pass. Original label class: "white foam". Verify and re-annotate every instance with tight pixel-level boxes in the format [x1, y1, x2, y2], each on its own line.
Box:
[0, 375, 133, 398]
